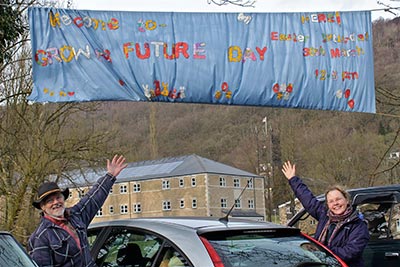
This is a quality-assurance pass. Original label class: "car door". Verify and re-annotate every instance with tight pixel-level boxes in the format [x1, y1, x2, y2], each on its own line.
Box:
[354, 192, 400, 267]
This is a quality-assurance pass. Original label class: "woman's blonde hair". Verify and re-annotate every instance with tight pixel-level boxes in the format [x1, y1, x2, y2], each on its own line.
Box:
[324, 185, 351, 203]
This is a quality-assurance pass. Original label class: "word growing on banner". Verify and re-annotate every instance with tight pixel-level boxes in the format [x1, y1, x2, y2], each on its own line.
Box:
[142, 80, 186, 100]
[49, 11, 119, 31]
[34, 45, 112, 66]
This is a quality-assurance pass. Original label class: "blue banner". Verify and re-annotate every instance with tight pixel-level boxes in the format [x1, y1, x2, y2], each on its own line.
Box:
[28, 7, 375, 113]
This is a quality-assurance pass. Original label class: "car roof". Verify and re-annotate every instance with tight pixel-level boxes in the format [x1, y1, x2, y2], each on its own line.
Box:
[89, 216, 300, 235]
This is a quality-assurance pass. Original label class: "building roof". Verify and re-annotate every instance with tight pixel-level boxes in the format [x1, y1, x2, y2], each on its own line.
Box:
[67, 154, 261, 187]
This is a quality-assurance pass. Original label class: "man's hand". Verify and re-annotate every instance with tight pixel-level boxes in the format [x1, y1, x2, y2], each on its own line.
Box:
[107, 155, 128, 177]
[282, 161, 296, 180]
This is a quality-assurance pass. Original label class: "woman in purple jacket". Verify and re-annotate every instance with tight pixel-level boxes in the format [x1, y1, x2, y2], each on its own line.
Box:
[282, 161, 369, 267]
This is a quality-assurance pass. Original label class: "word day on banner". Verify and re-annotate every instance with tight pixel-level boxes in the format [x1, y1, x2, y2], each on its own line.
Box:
[28, 7, 375, 113]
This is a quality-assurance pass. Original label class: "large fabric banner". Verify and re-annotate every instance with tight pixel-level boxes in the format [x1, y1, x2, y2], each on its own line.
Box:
[28, 7, 375, 113]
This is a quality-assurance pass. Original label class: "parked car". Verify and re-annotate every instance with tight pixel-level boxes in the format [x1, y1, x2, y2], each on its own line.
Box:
[287, 183, 400, 267]
[88, 216, 348, 267]
[0, 231, 38, 267]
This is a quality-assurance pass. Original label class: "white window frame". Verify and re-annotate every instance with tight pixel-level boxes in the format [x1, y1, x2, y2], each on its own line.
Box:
[120, 204, 128, 214]
[221, 198, 227, 208]
[180, 199, 185, 208]
[120, 184, 128, 194]
[233, 178, 240, 188]
[219, 176, 226, 187]
[109, 187, 113, 194]
[109, 205, 114, 214]
[247, 178, 254, 188]
[179, 178, 184, 187]
[95, 208, 103, 217]
[133, 203, 142, 213]
[191, 176, 196, 187]
[162, 179, 170, 190]
[234, 199, 241, 208]
[192, 198, 197, 209]
[133, 182, 141, 192]
[162, 200, 171, 211]
[248, 199, 254, 209]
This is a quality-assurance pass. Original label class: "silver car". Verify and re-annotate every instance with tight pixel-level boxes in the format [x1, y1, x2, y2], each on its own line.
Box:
[88, 217, 347, 267]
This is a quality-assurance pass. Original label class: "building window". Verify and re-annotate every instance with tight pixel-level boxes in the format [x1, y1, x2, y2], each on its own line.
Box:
[180, 199, 185, 208]
[109, 205, 114, 214]
[310, 219, 316, 225]
[96, 208, 103, 217]
[233, 178, 240, 188]
[219, 177, 226, 187]
[247, 178, 254, 188]
[191, 176, 196, 187]
[248, 199, 254, 209]
[133, 203, 142, 213]
[162, 201, 171, 211]
[69, 191, 73, 198]
[120, 205, 128, 214]
[109, 187, 113, 194]
[162, 179, 170, 190]
[221, 198, 227, 208]
[234, 199, 241, 208]
[133, 183, 141, 192]
[192, 198, 197, 209]
[179, 178, 184, 187]
[78, 190, 85, 198]
[120, 184, 128, 194]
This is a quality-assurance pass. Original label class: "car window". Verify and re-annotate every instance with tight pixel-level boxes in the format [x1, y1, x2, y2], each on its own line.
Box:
[88, 228, 103, 249]
[390, 203, 400, 239]
[202, 231, 343, 267]
[93, 227, 163, 267]
[358, 202, 400, 240]
[0, 233, 38, 267]
[157, 244, 191, 267]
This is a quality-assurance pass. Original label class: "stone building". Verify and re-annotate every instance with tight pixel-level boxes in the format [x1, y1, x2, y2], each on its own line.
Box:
[65, 154, 266, 223]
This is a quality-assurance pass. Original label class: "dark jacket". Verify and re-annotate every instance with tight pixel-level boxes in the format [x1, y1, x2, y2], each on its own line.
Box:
[28, 173, 116, 267]
[289, 176, 369, 267]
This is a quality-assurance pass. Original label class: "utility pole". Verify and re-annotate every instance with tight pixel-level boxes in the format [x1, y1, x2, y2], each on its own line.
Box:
[262, 116, 274, 222]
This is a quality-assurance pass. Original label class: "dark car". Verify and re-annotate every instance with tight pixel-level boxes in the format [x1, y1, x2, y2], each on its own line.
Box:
[287, 183, 400, 267]
[0, 231, 38, 267]
[87, 216, 348, 267]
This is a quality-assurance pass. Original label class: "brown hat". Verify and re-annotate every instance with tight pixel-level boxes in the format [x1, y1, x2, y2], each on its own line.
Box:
[32, 182, 69, 209]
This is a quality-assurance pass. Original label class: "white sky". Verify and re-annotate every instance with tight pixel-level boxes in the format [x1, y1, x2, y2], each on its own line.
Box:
[72, 0, 399, 21]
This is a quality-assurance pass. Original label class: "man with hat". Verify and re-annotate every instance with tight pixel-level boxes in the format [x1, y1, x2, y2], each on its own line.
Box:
[28, 155, 127, 267]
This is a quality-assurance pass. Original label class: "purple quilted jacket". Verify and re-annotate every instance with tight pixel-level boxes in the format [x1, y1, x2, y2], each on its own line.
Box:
[289, 176, 370, 267]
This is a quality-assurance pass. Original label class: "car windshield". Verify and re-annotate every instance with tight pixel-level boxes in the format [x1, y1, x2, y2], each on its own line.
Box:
[0, 234, 37, 266]
[202, 231, 342, 267]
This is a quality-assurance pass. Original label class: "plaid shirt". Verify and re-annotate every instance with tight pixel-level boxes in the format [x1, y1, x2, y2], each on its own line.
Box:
[28, 173, 116, 267]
